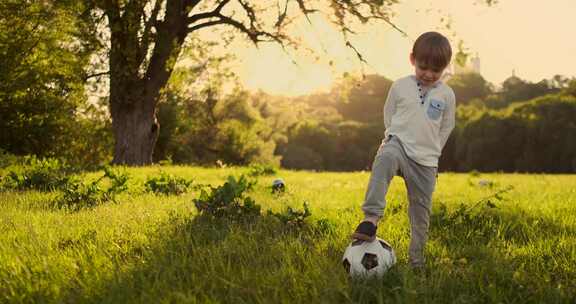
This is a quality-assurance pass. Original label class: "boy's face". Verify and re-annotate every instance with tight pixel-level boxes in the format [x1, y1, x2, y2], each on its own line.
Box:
[410, 53, 446, 86]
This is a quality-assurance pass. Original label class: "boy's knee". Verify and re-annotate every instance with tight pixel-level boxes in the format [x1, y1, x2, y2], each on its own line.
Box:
[374, 149, 398, 166]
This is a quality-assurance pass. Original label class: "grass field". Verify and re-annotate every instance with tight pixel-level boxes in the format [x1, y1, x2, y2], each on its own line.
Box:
[0, 166, 575, 303]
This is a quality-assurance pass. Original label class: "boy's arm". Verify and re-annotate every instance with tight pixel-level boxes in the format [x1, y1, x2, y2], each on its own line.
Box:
[439, 90, 456, 148]
[383, 83, 398, 130]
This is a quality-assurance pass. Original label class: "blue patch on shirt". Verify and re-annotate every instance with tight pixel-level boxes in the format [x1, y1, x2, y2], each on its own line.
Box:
[427, 99, 445, 120]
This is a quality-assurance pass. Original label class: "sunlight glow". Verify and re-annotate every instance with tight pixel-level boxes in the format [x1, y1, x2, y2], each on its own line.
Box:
[232, 0, 576, 96]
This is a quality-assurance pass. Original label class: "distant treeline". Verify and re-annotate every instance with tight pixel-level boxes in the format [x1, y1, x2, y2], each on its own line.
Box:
[2, 67, 575, 173]
[264, 73, 576, 173]
[442, 92, 576, 172]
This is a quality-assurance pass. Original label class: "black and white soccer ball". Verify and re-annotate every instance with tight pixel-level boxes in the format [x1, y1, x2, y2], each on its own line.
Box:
[342, 238, 396, 278]
[271, 178, 285, 193]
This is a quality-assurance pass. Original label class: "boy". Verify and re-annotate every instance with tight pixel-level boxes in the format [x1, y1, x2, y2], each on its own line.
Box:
[351, 31, 456, 269]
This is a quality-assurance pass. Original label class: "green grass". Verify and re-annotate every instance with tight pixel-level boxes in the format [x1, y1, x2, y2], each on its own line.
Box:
[0, 166, 575, 303]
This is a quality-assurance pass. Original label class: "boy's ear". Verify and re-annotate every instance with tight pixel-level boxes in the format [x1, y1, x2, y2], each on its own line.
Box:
[409, 53, 415, 66]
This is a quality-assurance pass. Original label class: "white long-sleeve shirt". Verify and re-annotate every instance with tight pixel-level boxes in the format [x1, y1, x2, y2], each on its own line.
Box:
[383, 75, 456, 167]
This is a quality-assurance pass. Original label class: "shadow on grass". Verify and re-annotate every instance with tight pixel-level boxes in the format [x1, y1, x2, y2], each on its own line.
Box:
[425, 204, 576, 303]
[340, 204, 576, 303]
[60, 204, 575, 303]
[65, 212, 354, 304]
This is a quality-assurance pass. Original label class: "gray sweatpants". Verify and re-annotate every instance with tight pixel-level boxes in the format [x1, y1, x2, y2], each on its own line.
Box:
[361, 136, 437, 267]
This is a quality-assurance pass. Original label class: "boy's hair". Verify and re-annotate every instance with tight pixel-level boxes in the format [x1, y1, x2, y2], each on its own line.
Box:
[412, 32, 452, 69]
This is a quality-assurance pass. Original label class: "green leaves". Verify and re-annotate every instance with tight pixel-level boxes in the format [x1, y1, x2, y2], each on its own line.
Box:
[193, 175, 260, 221]
[267, 202, 312, 229]
[0, 156, 72, 191]
[0, 159, 131, 211]
[193, 174, 316, 232]
[55, 166, 130, 211]
[247, 163, 277, 177]
[145, 172, 194, 195]
[0, 1, 104, 161]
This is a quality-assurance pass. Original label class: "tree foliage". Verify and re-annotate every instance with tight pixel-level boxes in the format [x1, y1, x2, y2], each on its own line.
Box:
[447, 72, 492, 105]
[441, 91, 576, 173]
[153, 54, 280, 166]
[484, 75, 558, 109]
[0, 1, 110, 166]
[267, 73, 576, 173]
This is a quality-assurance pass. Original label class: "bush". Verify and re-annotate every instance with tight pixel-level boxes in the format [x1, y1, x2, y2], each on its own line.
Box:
[55, 167, 129, 211]
[0, 149, 19, 169]
[193, 175, 260, 221]
[145, 172, 193, 196]
[267, 202, 312, 229]
[247, 164, 277, 177]
[193, 175, 320, 232]
[1, 156, 72, 191]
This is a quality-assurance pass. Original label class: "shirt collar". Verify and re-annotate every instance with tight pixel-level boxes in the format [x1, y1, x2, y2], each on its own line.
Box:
[411, 75, 440, 89]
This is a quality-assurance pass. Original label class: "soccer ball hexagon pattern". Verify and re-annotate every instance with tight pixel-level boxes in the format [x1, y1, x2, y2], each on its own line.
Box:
[342, 238, 396, 278]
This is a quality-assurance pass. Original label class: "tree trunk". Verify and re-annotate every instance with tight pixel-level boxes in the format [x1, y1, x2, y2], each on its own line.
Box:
[109, 91, 159, 165]
[104, 1, 188, 166]
[107, 16, 161, 166]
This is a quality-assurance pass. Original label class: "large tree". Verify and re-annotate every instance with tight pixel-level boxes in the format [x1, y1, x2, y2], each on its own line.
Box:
[89, 0, 496, 165]
[86, 0, 405, 165]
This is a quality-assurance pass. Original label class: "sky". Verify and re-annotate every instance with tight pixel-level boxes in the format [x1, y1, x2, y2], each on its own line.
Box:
[231, 0, 576, 96]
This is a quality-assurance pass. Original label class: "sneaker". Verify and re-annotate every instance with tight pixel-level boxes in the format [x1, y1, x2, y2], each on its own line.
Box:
[351, 221, 377, 242]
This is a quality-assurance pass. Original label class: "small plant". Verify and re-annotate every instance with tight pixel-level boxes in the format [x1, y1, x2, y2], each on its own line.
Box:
[193, 175, 260, 220]
[434, 185, 515, 234]
[103, 166, 130, 195]
[157, 156, 173, 166]
[0, 149, 19, 169]
[145, 172, 193, 195]
[248, 164, 277, 177]
[452, 185, 514, 219]
[58, 178, 108, 210]
[268, 202, 312, 229]
[1, 156, 71, 191]
[469, 170, 481, 177]
[215, 159, 227, 168]
[194, 175, 316, 229]
[55, 166, 130, 211]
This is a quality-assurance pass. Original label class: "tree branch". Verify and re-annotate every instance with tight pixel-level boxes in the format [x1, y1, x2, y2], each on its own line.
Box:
[84, 71, 110, 81]
[142, 0, 163, 42]
[295, 0, 318, 24]
[187, 12, 280, 46]
[93, 0, 119, 12]
[371, 15, 408, 37]
[237, 0, 257, 31]
[187, 0, 231, 25]
[139, 0, 163, 62]
[184, 0, 204, 13]
[98, 0, 121, 21]
[345, 41, 367, 64]
[275, 0, 289, 28]
[187, 20, 226, 33]
[186, 0, 291, 47]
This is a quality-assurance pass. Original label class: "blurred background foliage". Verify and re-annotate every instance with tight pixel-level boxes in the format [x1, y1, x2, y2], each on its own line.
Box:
[1, 1, 575, 173]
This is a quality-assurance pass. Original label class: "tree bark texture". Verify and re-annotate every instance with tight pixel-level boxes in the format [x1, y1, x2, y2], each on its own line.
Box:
[106, 1, 189, 165]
